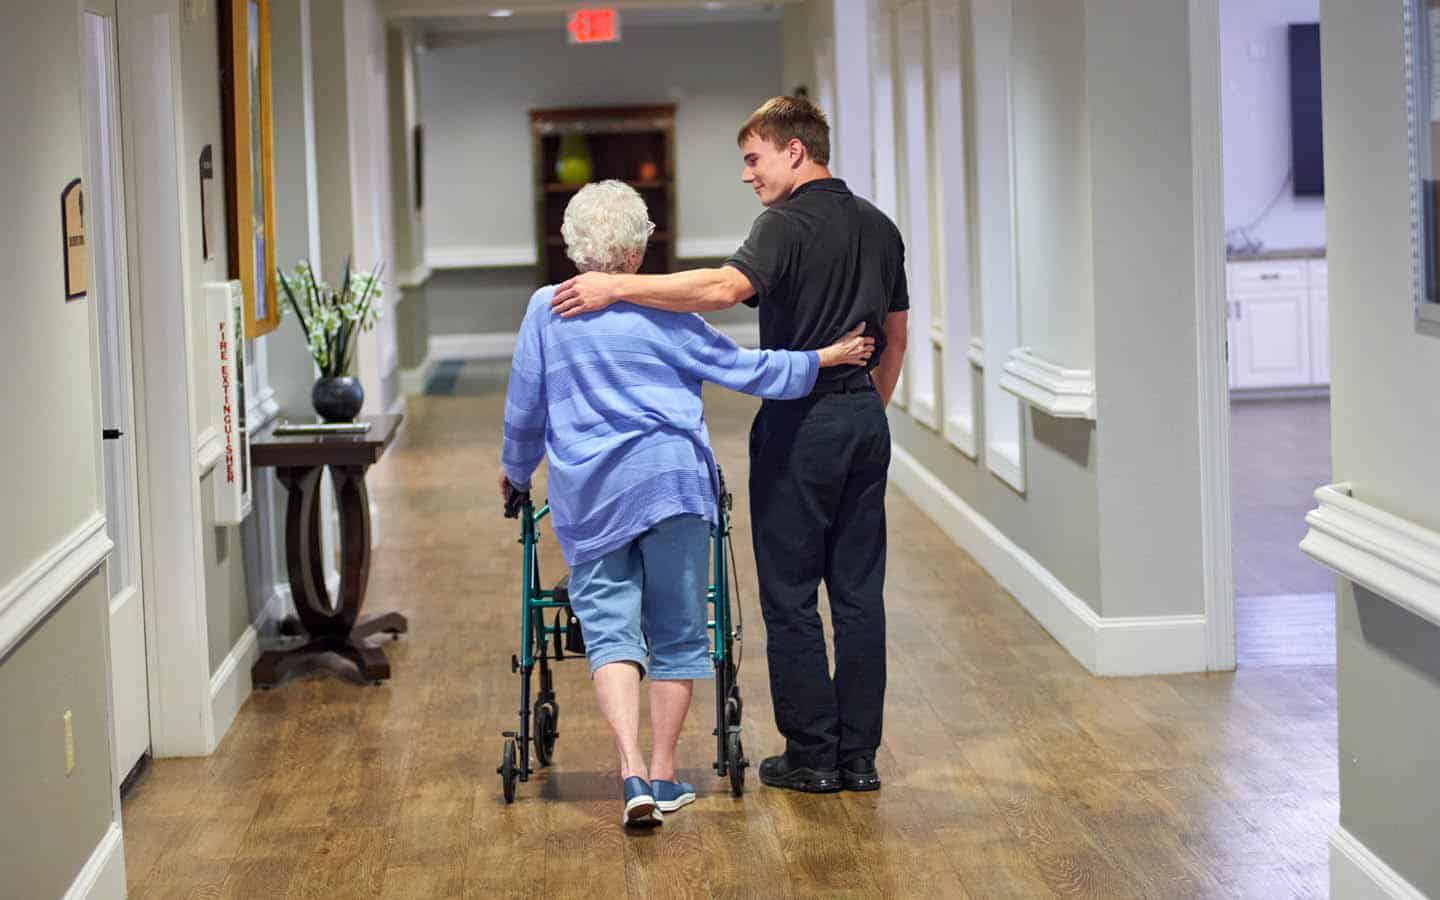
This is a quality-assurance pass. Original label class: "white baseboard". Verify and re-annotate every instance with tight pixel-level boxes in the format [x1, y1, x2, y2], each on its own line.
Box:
[399, 353, 438, 395]
[1094, 612, 1209, 676]
[889, 445, 1208, 675]
[426, 244, 535, 269]
[677, 236, 745, 260]
[429, 332, 516, 361]
[1330, 826, 1428, 900]
[209, 625, 259, 750]
[63, 821, 125, 900]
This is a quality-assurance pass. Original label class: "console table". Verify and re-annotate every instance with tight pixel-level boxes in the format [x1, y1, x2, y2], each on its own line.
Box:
[249, 414, 408, 686]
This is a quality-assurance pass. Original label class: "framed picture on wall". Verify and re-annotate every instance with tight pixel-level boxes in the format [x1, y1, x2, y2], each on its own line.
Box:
[219, 0, 278, 339]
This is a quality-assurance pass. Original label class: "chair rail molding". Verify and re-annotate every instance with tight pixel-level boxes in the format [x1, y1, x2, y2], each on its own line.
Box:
[1301, 483, 1440, 629]
[999, 348, 1097, 420]
[397, 264, 432, 288]
[0, 514, 113, 661]
[195, 426, 223, 474]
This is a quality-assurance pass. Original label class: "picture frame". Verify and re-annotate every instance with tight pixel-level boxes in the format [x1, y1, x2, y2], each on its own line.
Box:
[61, 178, 88, 301]
[219, 0, 278, 339]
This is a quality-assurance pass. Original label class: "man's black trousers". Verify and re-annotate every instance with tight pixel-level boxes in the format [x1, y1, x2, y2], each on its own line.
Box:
[748, 386, 890, 770]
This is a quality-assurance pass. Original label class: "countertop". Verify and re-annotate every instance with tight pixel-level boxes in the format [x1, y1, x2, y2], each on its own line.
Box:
[1226, 247, 1327, 262]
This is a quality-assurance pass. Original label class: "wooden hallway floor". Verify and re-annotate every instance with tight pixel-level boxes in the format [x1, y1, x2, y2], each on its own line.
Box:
[121, 385, 1337, 899]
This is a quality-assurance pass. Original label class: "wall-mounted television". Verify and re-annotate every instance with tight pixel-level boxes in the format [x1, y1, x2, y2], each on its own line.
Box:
[1289, 23, 1324, 196]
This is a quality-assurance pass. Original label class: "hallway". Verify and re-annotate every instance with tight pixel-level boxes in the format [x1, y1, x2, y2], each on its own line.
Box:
[118, 383, 1337, 899]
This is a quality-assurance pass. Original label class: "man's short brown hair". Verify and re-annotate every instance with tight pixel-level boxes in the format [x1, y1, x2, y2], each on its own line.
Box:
[737, 95, 831, 166]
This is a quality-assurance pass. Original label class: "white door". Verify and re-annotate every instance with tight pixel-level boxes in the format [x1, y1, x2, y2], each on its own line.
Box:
[1233, 289, 1313, 388]
[84, 11, 150, 781]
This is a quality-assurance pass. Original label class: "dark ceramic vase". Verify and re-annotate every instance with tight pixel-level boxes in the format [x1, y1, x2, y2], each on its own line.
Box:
[312, 376, 364, 422]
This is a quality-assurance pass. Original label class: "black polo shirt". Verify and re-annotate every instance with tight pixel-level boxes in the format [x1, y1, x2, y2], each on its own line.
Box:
[725, 178, 908, 390]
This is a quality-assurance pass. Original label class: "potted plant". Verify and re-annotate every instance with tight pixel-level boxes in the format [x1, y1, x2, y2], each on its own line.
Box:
[277, 258, 384, 422]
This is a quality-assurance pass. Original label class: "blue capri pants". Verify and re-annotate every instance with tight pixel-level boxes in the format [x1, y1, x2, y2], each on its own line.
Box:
[566, 514, 715, 681]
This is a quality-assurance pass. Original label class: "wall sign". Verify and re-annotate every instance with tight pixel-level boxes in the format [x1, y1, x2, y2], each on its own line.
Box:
[568, 8, 620, 44]
[62, 178, 88, 300]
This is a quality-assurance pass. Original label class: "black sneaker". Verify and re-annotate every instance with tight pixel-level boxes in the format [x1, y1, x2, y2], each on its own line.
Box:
[758, 755, 842, 793]
[840, 757, 881, 792]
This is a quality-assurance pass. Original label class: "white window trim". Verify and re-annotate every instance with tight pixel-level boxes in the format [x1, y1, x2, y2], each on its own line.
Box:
[973, 0, 1025, 492]
[896, 0, 938, 430]
[930, 0, 976, 458]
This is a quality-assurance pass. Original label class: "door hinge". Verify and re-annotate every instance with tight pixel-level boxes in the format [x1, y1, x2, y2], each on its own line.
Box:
[103, 428, 124, 441]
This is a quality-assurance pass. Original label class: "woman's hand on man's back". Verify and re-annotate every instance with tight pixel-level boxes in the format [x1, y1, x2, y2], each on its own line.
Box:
[816, 322, 875, 368]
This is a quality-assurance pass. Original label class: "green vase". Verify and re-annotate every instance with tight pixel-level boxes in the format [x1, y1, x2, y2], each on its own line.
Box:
[555, 133, 593, 185]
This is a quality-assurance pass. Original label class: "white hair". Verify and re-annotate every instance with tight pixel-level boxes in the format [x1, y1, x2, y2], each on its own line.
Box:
[560, 180, 654, 274]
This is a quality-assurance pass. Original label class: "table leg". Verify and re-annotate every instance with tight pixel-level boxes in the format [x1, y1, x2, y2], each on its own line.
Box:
[252, 464, 408, 688]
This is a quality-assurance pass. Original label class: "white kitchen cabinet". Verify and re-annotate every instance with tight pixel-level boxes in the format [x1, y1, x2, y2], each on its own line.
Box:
[1308, 260, 1329, 384]
[1226, 256, 1329, 391]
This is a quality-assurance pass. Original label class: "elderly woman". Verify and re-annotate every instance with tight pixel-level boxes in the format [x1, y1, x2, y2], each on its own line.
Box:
[499, 180, 871, 828]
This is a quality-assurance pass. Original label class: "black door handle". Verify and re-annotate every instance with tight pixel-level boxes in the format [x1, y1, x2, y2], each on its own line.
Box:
[103, 428, 124, 440]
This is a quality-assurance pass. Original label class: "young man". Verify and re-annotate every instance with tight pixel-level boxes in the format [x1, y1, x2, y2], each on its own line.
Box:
[551, 96, 909, 794]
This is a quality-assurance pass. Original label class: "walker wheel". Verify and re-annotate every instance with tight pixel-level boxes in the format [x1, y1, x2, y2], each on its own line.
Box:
[499, 738, 518, 803]
[533, 702, 558, 766]
[727, 731, 747, 797]
[725, 695, 742, 728]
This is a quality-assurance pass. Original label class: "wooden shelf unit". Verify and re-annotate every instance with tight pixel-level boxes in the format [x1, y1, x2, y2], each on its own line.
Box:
[530, 105, 678, 286]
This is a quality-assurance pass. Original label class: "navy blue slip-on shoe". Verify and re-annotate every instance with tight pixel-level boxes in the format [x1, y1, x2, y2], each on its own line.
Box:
[650, 779, 696, 813]
[758, 755, 842, 793]
[622, 776, 663, 828]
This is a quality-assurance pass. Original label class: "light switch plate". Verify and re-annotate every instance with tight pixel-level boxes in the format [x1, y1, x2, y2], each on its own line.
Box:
[64, 710, 75, 775]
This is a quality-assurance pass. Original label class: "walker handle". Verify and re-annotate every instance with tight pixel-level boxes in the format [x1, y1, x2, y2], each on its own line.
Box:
[503, 482, 531, 519]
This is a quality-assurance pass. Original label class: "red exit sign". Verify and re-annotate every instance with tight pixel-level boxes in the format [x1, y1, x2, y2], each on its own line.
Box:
[568, 8, 620, 43]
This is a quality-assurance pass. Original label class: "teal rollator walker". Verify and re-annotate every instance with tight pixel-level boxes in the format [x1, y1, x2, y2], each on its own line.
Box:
[497, 469, 749, 803]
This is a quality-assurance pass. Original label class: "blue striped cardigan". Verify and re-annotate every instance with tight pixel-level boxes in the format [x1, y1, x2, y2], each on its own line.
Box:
[501, 286, 819, 566]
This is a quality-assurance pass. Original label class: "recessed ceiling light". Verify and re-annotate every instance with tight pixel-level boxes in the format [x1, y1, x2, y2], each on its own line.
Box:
[703, 1, 728, 9]
[489, 8, 514, 16]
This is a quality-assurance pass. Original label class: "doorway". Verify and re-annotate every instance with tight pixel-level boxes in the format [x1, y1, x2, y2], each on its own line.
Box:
[83, 9, 152, 785]
[1217, 0, 1334, 668]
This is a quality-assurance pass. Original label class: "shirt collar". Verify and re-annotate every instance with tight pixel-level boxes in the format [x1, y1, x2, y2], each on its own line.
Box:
[788, 177, 849, 200]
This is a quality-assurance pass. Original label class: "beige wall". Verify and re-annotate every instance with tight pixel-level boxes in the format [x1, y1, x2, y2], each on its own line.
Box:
[0, 0, 104, 589]
[0, 573, 115, 900]
[0, 2, 117, 893]
[1088, 0, 1205, 619]
[203, 470, 253, 672]
[1321, 0, 1440, 892]
[420, 21, 784, 260]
